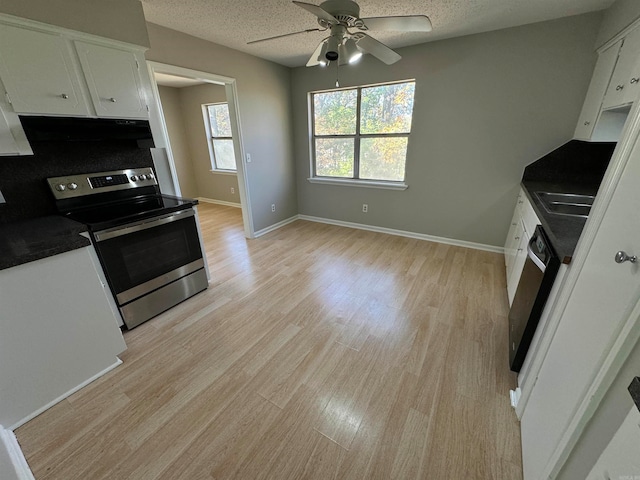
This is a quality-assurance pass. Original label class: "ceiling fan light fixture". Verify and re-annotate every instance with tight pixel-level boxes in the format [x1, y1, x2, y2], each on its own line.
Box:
[344, 38, 362, 64]
[317, 41, 329, 66]
[325, 35, 340, 61]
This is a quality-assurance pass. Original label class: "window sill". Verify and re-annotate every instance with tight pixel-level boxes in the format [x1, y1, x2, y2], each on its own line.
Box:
[209, 170, 237, 176]
[307, 177, 408, 190]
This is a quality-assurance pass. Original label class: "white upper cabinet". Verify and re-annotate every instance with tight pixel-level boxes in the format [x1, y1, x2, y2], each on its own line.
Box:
[0, 24, 91, 116]
[75, 41, 148, 119]
[574, 41, 621, 141]
[603, 26, 640, 109]
[0, 19, 149, 120]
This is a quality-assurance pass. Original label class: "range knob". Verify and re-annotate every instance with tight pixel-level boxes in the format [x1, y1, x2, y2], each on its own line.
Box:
[55, 183, 66, 192]
[139, 174, 147, 181]
[67, 182, 78, 190]
[130, 175, 138, 182]
[147, 172, 154, 179]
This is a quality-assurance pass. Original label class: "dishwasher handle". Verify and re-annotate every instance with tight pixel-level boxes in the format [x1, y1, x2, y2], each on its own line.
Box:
[527, 236, 547, 273]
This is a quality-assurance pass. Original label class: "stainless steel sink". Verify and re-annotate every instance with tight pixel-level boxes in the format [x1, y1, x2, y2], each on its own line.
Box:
[535, 192, 595, 218]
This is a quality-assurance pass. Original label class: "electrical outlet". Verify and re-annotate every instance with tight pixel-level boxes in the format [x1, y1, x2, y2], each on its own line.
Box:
[362, 204, 368, 213]
[271, 204, 276, 212]
[246, 153, 252, 163]
[230, 187, 235, 194]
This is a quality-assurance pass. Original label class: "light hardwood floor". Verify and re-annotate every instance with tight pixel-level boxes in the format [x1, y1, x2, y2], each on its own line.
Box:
[16, 203, 523, 479]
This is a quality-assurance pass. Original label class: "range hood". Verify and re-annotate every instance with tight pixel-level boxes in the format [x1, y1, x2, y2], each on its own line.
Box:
[19, 116, 154, 147]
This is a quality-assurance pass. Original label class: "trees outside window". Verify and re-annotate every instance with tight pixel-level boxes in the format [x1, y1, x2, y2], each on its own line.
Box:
[312, 81, 415, 182]
[205, 103, 236, 171]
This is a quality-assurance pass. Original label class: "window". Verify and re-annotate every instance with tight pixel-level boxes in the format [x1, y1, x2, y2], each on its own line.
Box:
[204, 103, 236, 171]
[311, 81, 415, 184]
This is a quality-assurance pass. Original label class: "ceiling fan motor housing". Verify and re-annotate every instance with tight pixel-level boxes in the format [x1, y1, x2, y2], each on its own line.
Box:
[318, 0, 361, 26]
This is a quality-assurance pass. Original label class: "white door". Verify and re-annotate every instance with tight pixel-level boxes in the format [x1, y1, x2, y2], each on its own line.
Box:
[520, 112, 640, 479]
[74, 41, 148, 119]
[586, 406, 640, 480]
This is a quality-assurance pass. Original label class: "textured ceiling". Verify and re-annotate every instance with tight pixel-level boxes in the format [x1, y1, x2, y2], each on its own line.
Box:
[141, 0, 615, 68]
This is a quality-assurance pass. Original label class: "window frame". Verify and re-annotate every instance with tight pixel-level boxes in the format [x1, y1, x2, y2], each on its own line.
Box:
[203, 102, 236, 172]
[310, 80, 415, 186]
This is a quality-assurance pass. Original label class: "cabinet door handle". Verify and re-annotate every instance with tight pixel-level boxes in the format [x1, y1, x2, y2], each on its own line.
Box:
[60, 93, 69, 99]
[631, 78, 639, 84]
[616, 84, 624, 91]
[515, 236, 520, 241]
[584, 121, 590, 126]
[109, 97, 117, 103]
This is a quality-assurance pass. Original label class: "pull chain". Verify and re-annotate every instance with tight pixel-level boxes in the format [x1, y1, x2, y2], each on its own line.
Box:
[335, 60, 340, 87]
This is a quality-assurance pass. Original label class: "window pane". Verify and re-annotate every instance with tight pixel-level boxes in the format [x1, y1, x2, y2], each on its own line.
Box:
[315, 138, 354, 177]
[360, 137, 408, 181]
[314, 90, 357, 135]
[208, 104, 232, 137]
[213, 139, 236, 170]
[360, 83, 415, 134]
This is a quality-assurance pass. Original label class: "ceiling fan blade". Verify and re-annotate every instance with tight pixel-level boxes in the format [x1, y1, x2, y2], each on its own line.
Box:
[306, 39, 327, 67]
[360, 15, 432, 32]
[247, 28, 323, 45]
[356, 34, 401, 65]
[293, 1, 339, 24]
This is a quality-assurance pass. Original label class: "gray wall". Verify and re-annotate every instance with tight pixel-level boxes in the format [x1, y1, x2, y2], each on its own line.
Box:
[0, 0, 149, 47]
[146, 23, 298, 232]
[177, 83, 240, 204]
[292, 13, 603, 247]
[595, 0, 640, 48]
[157, 86, 199, 198]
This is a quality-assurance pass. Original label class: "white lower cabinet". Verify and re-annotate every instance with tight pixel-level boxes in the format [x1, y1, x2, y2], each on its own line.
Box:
[505, 188, 540, 305]
[0, 246, 126, 428]
[586, 406, 640, 480]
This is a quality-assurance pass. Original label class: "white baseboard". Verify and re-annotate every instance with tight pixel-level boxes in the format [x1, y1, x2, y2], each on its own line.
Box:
[0, 426, 35, 480]
[197, 197, 241, 208]
[9, 358, 123, 430]
[298, 215, 504, 254]
[254, 215, 299, 238]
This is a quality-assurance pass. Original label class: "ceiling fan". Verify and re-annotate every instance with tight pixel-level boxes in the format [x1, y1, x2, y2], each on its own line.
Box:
[248, 0, 432, 67]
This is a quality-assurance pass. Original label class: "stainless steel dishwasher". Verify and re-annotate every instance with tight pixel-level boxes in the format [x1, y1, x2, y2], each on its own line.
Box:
[509, 225, 561, 372]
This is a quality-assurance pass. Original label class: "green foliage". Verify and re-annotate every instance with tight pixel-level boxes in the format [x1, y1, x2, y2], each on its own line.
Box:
[313, 82, 415, 180]
[208, 104, 232, 137]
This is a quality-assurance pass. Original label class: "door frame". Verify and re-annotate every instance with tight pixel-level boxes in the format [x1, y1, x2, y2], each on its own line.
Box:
[517, 99, 640, 477]
[145, 61, 255, 238]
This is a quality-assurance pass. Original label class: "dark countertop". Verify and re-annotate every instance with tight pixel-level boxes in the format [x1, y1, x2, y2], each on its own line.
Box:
[0, 216, 91, 271]
[520, 180, 595, 264]
[520, 140, 617, 264]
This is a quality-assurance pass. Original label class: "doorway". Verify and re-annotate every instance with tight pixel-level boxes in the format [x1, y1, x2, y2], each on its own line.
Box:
[145, 62, 254, 238]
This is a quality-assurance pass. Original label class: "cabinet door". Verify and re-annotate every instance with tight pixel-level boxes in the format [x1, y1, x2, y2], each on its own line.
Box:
[74, 41, 148, 119]
[0, 107, 19, 155]
[574, 42, 621, 140]
[507, 221, 529, 305]
[603, 28, 640, 109]
[0, 24, 90, 116]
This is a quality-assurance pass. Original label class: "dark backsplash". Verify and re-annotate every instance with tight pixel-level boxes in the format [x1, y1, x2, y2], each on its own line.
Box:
[0, 139, 154, 224]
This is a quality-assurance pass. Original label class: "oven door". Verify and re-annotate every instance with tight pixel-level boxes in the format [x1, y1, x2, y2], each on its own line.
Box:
[93, 208, 204, 306]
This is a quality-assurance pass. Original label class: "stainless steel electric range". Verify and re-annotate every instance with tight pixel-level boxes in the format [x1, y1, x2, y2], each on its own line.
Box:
[47, 167, 209, 329]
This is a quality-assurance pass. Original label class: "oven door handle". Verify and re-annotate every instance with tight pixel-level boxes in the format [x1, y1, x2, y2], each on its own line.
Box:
[94, 208, 195, 242]
[527, 237, 547, 273]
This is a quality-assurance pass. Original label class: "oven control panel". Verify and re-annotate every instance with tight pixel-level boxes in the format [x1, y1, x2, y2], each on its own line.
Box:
[47, 168, 157, 200]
